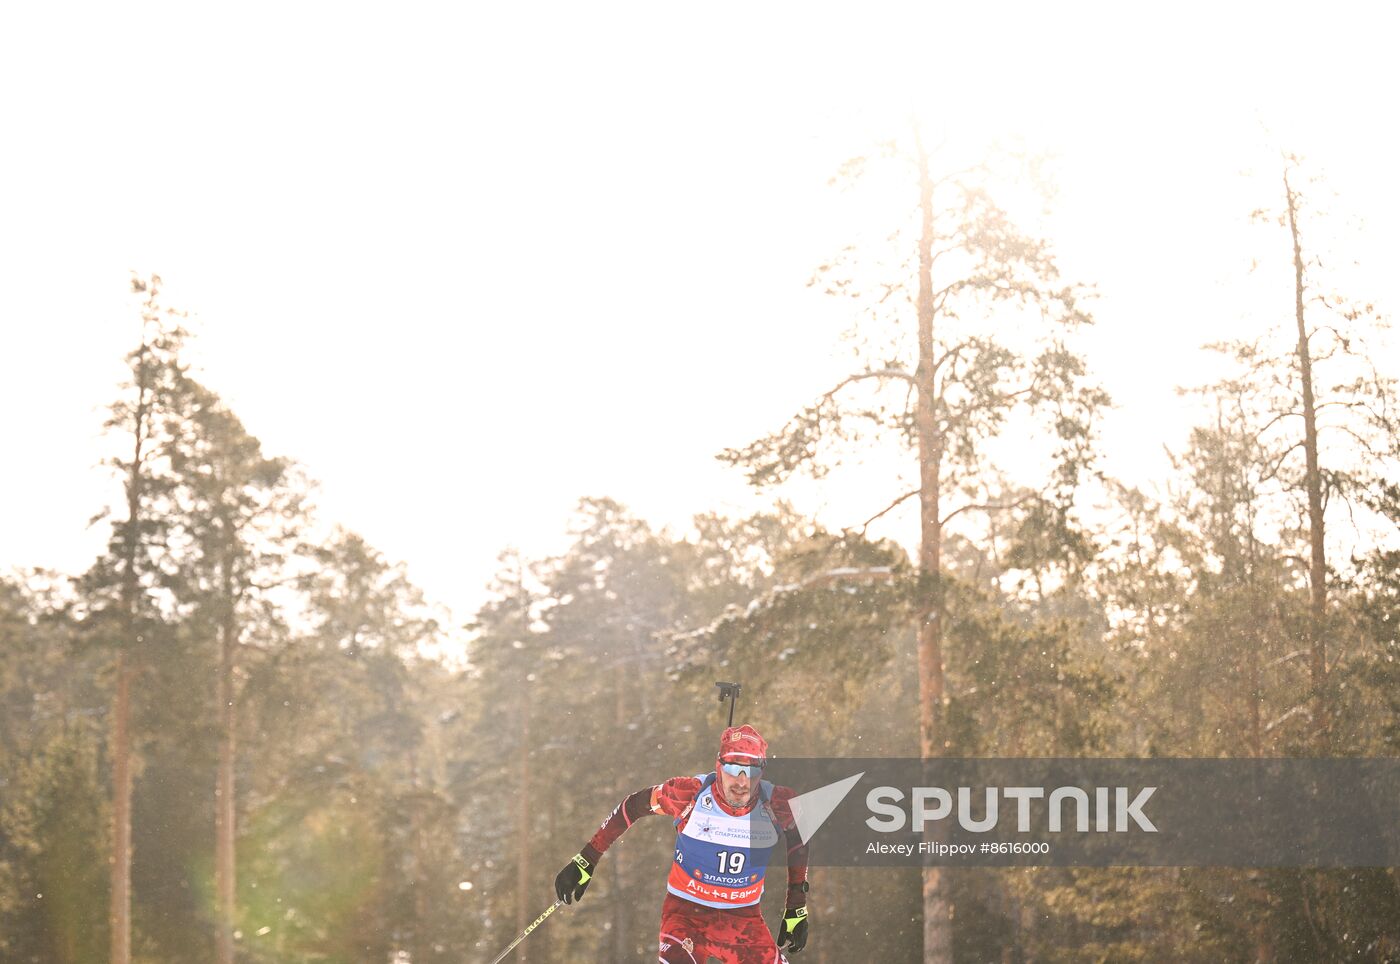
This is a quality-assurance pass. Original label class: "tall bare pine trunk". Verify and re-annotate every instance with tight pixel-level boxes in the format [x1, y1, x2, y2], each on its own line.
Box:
[1284, 167, 1329, 750]
[109, 655, 132, 964]
[913, 128, 952, 964]
[111, 299, 158, 964]
[215, 572, 238, 964]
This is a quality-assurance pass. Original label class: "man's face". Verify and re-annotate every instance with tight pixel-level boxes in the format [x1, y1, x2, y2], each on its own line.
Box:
[717, 760, 761, 808]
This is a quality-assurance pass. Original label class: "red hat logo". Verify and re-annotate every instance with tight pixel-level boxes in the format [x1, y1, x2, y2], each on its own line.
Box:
[718, 724, 768, 763]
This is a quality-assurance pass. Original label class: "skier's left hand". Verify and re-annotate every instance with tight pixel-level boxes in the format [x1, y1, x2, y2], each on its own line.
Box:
[777, 905, 808, 954]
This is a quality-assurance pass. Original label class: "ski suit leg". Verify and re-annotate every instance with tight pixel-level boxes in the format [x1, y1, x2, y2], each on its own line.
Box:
[700, 906, 788, 964]
[658, 895, 709, 963]
[658, 896, 789, 964]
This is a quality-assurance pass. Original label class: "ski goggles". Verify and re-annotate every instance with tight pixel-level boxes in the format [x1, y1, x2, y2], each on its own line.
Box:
[720, 760, 765, 778]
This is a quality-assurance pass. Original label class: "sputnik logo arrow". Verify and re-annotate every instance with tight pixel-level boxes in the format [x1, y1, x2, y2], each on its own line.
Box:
[787, 772, 865, 844]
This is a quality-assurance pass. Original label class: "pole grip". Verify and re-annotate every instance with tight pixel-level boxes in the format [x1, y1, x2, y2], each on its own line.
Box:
[715, 681, 741, 728]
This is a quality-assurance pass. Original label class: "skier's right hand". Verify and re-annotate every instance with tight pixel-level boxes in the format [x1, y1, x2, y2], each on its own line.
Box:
[554, 853, 595, 904]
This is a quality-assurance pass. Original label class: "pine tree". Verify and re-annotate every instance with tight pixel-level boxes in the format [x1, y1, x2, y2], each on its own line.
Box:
[719, 128, 1107, 962]
[86, 274, 188, 964]
[161, 377, 308, 964]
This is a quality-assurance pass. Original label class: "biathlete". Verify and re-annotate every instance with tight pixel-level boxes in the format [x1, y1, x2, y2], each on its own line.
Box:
[553, 724, 811, 963]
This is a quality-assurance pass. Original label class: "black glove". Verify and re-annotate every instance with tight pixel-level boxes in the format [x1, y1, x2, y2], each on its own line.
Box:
[554, 853, 595, 904]
[777, 905, 809, 953]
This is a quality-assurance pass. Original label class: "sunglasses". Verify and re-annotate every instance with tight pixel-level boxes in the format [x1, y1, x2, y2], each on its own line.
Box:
[720, 761, 765, 778]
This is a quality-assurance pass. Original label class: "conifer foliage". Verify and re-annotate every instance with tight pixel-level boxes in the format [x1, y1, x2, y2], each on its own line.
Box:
[1, 150, 1399, 962]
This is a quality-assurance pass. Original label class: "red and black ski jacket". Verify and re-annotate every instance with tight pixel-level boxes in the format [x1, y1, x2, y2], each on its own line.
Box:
[581, 774, 810, 911]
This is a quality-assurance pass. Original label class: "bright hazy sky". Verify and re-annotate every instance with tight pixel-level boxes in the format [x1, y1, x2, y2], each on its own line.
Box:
[3, 3, 1397, 623]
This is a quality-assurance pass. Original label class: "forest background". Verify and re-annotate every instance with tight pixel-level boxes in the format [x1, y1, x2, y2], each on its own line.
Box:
[4, 4, 1400, 963]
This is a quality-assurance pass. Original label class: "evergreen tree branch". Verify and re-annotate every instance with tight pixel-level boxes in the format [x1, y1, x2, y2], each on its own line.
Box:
[860, 490, 919, 533]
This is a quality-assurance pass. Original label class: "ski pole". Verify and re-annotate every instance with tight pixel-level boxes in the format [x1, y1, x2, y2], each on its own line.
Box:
[485, 898, 564, 964]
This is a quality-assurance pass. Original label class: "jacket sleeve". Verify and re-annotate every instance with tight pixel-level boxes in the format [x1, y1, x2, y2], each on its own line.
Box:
[771, 786, 810, 908]
[582, 776, 701, 863]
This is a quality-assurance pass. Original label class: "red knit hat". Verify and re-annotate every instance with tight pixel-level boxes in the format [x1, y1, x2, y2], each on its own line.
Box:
[717, 724, 768, 764]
